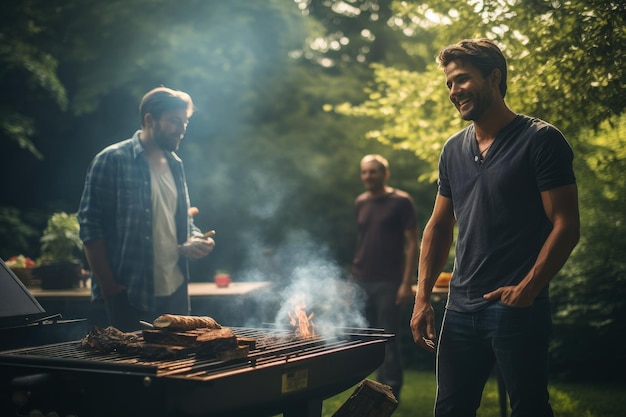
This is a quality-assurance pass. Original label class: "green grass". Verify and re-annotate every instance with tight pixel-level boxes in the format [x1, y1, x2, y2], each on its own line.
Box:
[315, 370, 625, 417]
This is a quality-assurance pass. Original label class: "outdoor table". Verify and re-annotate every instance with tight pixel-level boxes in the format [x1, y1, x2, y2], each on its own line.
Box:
[28, 281, 272, 327]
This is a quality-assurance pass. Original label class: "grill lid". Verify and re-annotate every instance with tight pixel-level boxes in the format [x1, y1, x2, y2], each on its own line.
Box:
[0, 257, 51, 329]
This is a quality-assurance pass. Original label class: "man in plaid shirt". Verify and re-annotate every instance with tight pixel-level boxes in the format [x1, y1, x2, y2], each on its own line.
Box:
[78, 87, 214, 331]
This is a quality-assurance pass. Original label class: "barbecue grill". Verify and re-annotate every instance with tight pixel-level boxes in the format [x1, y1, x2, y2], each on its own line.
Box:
[0, 259, 391, 417]
[1, 326, 390, 417]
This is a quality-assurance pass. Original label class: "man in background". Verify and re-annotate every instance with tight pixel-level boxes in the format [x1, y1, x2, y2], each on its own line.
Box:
[78, 86, 215, 331]
[410, 39, 579, 416]
[351, 154, 420, 401]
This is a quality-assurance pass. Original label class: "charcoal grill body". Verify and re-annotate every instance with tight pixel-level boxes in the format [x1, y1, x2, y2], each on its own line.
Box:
[0, 328, 388, 417]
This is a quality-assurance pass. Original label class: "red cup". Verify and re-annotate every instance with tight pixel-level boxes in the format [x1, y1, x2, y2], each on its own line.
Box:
[214, 273, 231, 288]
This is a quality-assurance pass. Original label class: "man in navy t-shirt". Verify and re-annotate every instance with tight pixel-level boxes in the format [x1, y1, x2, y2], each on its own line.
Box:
[410, 39, 580, 417]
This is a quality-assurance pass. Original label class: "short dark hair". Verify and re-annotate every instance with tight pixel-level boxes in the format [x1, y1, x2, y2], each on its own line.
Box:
[437, 39, 508, 97]
[139, 86, 194, 126]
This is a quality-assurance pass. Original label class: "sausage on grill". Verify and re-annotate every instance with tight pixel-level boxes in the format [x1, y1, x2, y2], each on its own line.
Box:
[153, 314, 222, 331]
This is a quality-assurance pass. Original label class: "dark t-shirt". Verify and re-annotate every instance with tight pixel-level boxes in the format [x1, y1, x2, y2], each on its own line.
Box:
[438, 115, 575, 312]
[351, 189, 417, 284]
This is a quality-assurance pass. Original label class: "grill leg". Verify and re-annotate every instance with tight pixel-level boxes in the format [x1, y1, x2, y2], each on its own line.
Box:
[282, 398, 322, 417]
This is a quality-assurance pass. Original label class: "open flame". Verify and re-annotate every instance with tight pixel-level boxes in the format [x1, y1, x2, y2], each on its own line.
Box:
[288, 297, 315, 338]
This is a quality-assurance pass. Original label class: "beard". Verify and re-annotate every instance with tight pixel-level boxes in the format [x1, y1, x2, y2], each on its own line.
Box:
[460, 105, 481, 121]
[154, 122, 182, 152]
[456, 83, 494, 122]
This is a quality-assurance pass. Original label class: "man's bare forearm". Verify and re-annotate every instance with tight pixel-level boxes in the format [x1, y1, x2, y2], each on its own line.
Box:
[416, 220, 454, 301]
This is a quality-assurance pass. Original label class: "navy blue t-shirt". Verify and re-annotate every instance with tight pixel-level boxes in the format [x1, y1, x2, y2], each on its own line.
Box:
[438, 115, 575, 312]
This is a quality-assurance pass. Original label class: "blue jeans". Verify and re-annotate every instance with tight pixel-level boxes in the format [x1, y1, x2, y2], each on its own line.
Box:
[435, 301, 553, 417]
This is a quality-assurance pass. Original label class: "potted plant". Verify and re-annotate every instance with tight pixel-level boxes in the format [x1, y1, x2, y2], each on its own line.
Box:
[32, 212, 84, 289]
[5, 254, 36, 286]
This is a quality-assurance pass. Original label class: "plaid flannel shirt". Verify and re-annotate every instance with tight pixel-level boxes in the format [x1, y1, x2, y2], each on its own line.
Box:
[78, 130, 198, 312]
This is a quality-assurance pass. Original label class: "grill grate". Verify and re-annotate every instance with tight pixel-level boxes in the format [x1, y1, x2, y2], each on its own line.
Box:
[0, 326, 385, 379]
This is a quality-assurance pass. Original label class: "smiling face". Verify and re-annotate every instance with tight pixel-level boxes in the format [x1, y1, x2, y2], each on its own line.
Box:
[360, 159, 388, 194]
[444, 59, 498, 122]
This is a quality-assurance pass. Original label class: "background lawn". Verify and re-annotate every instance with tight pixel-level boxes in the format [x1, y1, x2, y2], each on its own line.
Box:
[317, 370, 624, 417]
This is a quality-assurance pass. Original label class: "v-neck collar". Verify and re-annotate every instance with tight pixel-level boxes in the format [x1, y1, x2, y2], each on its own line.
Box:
[470, 114, 523, 166]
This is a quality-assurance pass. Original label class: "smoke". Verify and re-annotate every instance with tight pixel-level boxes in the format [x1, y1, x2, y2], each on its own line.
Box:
[274, 263, 369, 339]
[211, 167, 366, 335]
[238, 230, 369, 337]
[245, 170, 288, 220]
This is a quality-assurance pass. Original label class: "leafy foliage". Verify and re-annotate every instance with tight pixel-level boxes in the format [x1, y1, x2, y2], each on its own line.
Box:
[334, 62, 464, 181]
[0, 208, 39, 260]
[40, 212, 83, 263]
[296, 0, 420, 69]
[336, 0, 626, 178]
[550, 114, 626, 378]
[0, 0, 68, 157]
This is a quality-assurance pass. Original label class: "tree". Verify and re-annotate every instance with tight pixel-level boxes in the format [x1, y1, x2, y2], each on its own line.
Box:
[2, 0, 311, 259]
[335, 0, 626, 178]
[1, 0, 436, 281]
[296, 0, 423, 69]
[0, 0, 67, 158]
[550, 114, 626, 378]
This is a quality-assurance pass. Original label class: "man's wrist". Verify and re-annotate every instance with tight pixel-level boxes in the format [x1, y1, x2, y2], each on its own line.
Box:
[414, 282, 433, 301]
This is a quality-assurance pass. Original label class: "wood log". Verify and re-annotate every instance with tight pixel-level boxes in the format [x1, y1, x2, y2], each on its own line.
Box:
[332, 379, 398, 417]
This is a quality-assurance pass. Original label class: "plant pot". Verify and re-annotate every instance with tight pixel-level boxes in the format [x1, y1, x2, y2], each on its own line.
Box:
[10, 267, 34, 287]
[33, 260, 82, 290]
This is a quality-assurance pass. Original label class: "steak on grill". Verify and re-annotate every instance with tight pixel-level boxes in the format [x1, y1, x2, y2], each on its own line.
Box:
[80, 325, 141, 353]
[80, 323, 254, 361]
